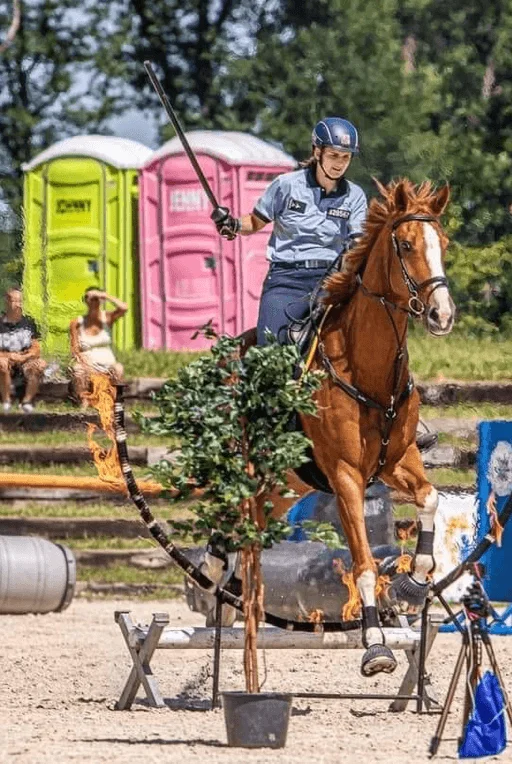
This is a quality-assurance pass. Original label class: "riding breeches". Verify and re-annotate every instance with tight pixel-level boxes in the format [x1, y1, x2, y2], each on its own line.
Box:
[256, 264, 330, 345]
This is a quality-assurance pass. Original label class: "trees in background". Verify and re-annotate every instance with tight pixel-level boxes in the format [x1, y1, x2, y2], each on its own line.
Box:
[397, 0, 512, 244]
[0, 0, 116, 213]
[222, 0, 512, 246]
[88, 0, 261, 135]
[223, 0, 442, 194]
[1, 0, 511, 327]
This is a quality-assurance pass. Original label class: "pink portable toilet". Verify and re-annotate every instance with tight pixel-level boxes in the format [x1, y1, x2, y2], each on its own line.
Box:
[139, 131, 296, 351]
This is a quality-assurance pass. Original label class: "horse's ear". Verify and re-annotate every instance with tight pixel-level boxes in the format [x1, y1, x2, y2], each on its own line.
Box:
[431, 184, 450, 216]
[372, 176, 388, 198]
[394, 180, 410, 212]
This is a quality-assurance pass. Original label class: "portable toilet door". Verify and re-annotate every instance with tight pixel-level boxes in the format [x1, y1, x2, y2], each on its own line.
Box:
[23, 136, 152, 354]
[139, 131, 296, 351]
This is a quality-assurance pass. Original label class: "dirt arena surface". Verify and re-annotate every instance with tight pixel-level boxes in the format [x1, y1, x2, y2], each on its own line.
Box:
[2, 598, 510, 763]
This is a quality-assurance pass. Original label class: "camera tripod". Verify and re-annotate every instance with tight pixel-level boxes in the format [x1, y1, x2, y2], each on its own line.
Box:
[429, 580, 512, 757]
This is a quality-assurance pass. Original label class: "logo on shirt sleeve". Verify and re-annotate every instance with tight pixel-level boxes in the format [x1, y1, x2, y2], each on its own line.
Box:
[288, 198, 306, 214]
[327, 207, 350, 219]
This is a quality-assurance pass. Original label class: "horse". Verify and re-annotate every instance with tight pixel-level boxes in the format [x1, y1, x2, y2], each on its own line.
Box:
[203, 178, 454, 677]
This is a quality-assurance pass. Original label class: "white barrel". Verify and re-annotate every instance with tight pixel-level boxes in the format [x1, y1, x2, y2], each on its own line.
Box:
[0, 536, 76, 614]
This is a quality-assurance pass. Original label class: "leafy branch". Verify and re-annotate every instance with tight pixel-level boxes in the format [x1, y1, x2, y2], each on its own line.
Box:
[139, 331, 323, 551]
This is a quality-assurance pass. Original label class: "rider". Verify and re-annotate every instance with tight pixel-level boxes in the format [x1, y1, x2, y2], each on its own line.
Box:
[211, 119, 438, 452]
[211, 117, 366, 345]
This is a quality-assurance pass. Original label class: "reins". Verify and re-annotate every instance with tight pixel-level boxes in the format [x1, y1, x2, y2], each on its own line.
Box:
[317, 213, 445, 480]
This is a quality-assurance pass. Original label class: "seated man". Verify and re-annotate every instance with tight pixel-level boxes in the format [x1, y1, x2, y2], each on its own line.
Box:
[0, 287, 47, 413]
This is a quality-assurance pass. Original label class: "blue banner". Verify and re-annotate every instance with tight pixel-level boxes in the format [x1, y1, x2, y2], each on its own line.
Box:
[477, 421, 512, 603]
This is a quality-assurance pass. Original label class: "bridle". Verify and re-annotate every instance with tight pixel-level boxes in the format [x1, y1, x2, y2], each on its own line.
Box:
[356, 213, 448, 318]
[317, 212, 450, 481]
[390, 213, 449, 317]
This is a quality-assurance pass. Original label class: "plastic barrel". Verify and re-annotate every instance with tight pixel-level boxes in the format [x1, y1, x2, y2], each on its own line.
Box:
[286, 481, 394, 546]
[0, 536, 76, 614]
[185, 541, 400, 621]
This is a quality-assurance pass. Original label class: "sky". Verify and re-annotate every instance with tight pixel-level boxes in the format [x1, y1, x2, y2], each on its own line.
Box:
[108, 108, 159, 150]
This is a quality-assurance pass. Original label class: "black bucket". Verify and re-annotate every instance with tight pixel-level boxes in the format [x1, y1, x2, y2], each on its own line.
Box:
[222, 691, 292, 748]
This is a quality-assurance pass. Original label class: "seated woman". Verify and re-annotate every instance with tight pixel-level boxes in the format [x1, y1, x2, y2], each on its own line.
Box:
[69, 288, 128, 409]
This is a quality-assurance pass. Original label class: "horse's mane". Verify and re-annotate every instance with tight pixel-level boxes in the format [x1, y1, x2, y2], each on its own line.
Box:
[324, 178, 440, 301]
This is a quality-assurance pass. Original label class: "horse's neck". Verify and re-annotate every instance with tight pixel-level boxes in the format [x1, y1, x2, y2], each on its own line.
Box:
[325, 245, 410, 404]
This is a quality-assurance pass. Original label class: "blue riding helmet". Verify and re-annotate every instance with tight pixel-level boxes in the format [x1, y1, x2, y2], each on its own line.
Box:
[312, 117, 360, 155]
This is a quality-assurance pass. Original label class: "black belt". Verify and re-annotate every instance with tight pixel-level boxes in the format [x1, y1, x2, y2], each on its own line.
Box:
[271, 259, 334, 270]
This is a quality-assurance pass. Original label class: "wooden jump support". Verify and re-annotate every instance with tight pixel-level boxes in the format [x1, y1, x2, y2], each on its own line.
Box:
[114, 609, 443, 712]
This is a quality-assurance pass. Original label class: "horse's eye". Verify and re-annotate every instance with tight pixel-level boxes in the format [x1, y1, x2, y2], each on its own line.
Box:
[400, 240, 412, 253]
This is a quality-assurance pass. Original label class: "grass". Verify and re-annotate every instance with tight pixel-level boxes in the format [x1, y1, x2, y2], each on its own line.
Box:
[421, 403, 512, 420]
[0, 461, 150, 478]
[426, 467, 475, 488]
[117, 348, 204, 379]
[0, 500, 134, 518]
[122, 335, 512, 382]
[44, 333, 512, 383]
[58, 536, 154, 550]
[408, 333, 512, 381]
[0, 498, 195, 519]
[0, 429, 173, 447]
[29, 400, 159, 415]
[77, 563, 185, 587]
[437, 432, 477, 446]
[393, 503, 417, 519]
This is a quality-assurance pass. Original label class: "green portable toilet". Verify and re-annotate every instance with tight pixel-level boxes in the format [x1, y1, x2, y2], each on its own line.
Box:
[22, 135, 152, 354]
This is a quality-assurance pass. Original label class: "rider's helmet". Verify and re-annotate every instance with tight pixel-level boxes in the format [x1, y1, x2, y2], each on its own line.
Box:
[311, 117, 360, 155]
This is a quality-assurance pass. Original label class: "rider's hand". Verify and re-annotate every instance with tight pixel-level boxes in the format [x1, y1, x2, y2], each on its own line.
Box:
[211, 207, 241, 240]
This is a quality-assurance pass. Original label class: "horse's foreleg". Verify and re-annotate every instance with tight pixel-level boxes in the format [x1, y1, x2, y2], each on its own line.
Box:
[412, 484, 437, 583]
[331, 464, 397, 677]
[382, 445, 437, 605]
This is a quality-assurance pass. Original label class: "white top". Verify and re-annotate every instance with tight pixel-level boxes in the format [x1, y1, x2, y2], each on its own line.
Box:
[77, 312, 117, 371]
[147, 130, 297, 168]
[23, 135, 153, 171]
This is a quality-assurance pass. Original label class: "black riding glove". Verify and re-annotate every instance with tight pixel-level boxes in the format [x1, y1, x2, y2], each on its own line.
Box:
[211, 206, 241, 240]
[346, 234, 363, 251]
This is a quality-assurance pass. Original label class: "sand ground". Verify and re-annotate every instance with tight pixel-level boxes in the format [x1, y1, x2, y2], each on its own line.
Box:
[2, 598, 511, 763]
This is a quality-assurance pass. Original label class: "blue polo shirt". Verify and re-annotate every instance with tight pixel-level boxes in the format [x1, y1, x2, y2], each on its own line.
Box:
[253, 167, 367, 263]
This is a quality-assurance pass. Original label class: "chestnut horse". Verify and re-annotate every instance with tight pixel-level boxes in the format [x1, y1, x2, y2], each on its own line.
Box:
[205, 179, 454, 677]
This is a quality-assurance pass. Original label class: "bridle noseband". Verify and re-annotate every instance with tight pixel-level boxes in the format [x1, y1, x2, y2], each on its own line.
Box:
[390, 213, 449, 317]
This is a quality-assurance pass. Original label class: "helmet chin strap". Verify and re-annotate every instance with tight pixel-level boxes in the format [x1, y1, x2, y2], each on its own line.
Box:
[318, 147, 344, 182]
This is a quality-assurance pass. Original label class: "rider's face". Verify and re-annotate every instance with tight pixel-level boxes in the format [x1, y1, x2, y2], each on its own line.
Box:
[315, 148, 352, 178]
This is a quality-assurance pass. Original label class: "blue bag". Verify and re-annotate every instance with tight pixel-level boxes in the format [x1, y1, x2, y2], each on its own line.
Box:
[459, 671, 507, 758]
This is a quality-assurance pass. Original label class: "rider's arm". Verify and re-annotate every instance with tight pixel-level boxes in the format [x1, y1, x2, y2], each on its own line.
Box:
[211, 175, 284, 238]
[347, 188, 368, 240]
[239, 213, 269, 235]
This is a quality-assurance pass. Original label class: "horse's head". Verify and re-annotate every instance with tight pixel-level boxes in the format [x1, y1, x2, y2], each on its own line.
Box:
[381, 180, 455, 336]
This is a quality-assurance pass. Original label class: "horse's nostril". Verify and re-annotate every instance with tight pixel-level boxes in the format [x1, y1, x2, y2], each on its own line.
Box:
[429, 307, 439, 323]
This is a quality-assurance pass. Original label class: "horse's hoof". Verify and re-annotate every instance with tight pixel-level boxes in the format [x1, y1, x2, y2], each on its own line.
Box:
[361, 644, 397, 677]
[389, 573, 430, 606]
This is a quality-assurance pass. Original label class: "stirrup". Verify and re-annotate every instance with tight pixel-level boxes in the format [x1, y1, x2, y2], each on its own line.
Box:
[416, 432, 438, 452]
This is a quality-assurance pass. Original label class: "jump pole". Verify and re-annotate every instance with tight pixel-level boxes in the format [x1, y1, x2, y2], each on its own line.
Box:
[0, 473, 164, 495]
[115, 610, 443, 711]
